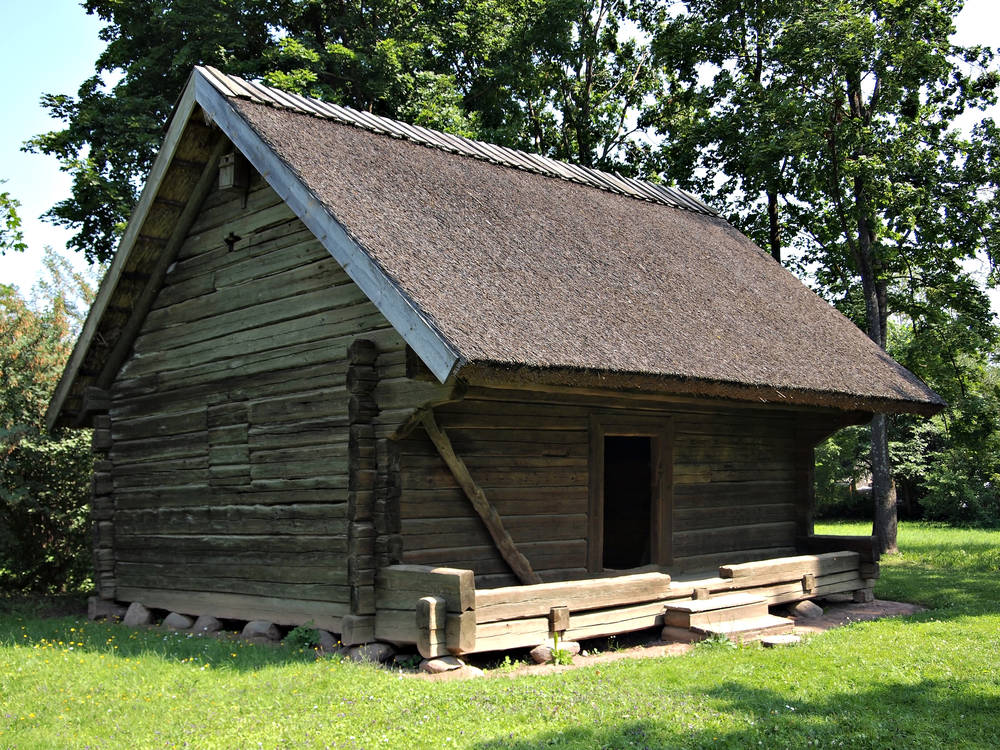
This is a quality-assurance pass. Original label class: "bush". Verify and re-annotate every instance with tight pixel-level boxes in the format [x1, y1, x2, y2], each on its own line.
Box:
[0, 431, 93, 592]
[0, 250, 98, 594]
[814, 425, 872, 520]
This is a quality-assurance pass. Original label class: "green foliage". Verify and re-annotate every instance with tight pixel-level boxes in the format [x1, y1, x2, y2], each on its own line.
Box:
[891, 361, 1000, 526]
[0, 180, 27, 255]
[549, 631, 573, 665]
[284, 621, 320, 651]
[814, 425, 872, 519]
[30, 0, 668, 262]
[694, 631, 737, 651]
[0, 252, 97, 593]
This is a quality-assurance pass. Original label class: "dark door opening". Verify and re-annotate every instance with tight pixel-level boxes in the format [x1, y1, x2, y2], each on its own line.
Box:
[602, 435, 652, 569]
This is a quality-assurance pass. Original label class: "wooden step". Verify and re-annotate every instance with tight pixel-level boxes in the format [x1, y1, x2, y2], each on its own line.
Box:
[694, 613, 795, 642]
[663, 593, 768, 629]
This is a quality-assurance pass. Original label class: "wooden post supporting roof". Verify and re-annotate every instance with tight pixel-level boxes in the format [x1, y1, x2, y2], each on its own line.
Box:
[420, 411, 542, 585]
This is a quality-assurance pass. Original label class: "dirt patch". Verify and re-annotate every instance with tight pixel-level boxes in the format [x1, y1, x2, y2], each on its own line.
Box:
[786, 597, 925, 635]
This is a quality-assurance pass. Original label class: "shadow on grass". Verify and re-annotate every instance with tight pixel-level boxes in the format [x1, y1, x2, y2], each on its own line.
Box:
[0, 598, 325, 672]
[476, 678, 1000, 749]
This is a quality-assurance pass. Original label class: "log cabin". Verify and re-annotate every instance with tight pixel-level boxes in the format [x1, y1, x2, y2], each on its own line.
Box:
[48, 66, 943, 655]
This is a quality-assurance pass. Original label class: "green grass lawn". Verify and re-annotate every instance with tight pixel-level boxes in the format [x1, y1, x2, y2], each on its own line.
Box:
[3, 522, 999, 749]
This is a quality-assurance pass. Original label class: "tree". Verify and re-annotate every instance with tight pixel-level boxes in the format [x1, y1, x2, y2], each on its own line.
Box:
[0, 250, 98, 593]
[651, 0, 1000, 553]
[29, 0, 669, 262]
[0, 180, 27, 255]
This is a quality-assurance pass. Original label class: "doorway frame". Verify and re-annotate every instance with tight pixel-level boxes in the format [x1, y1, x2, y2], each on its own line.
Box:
[587, 414, 674, 573]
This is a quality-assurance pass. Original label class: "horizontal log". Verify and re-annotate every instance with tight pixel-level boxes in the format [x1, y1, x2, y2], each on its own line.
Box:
[375, 564, 475, 613]
[250, 388, 349, 425]
[250, 443, 349, 464]
[563, 600, 667, 641]
[404, 454, 587, 471]
[672, 481, 797, 509]
[247, 416, 350, 450]
[115, 504, 348, 536]
[132, 291, 374, 376]
[672, 546, 800, 577]
[401, 514, 588, 551]
[117, 560, 348, 586]
[674, 503, 797, 532]
[402, 539, 587, 570]
[719, 551, 861, 582]
[474, 572, 672, 623]
[473, 616, 550, 652]
[400, 487, 588, 519]
[116, 572, 349, 603]
[673, 522, 798, 558]
[400, 466, 588, 491]
[114, 533, 348, 555]
[798, 534, 880, 563]
[250, 476, 349, 491]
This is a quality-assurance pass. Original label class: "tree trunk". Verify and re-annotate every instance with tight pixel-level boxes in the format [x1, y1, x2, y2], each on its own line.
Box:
[853, 171, 898, 555]
[767, 189, 781, 262]
[870, 414, 898, 554]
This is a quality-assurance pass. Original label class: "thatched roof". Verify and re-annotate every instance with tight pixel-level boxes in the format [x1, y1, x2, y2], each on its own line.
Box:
[47, 67, 943, 427]
[226, 93, 942, 415]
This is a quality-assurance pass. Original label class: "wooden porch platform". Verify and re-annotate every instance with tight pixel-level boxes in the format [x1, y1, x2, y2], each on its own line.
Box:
[371, 536, 880, 657]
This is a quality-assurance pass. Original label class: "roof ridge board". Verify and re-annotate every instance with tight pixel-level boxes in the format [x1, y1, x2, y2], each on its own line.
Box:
[244, 78, 312, 115]
[219, 72, 267, 104]
[347, 107, 409, 139]
[199, 66, 241, 98]
[276, 86, 338, 120]
[661, 184, 702, 212]
[213, 69, 717, 217]
[448, 131, 508, 164]
[392, 118, 444, 146]
[619, 174, 666, 204]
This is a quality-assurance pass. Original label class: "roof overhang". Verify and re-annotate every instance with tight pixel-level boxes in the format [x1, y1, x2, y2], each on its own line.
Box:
[458, 362, 945, 417]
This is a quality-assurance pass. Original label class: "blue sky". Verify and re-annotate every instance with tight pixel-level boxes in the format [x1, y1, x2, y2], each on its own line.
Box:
[1, 1, 999, 310]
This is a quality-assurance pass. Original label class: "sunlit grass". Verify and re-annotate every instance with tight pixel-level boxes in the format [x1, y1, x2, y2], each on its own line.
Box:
[2, 522, 998, 748]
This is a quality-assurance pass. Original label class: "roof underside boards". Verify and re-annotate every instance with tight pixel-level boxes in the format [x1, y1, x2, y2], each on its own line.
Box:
[223, 94, 942, 414]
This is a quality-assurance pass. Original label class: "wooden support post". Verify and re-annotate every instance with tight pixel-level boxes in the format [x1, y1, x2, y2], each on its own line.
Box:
[693, 587, 710, 601]
[341, 614, 375, 646]
[420, 410, 542, 586]
[416, 595, 448, 658]
[549, 606, 570, 634]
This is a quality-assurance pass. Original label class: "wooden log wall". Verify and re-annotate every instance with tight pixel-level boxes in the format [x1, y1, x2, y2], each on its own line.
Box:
[394, 387, 850, 586]
[105, 173, 407, 630]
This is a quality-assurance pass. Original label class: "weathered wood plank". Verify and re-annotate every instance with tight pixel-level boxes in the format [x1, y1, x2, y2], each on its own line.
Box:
[719, 551, 861, 582]
[563, 600, 667, 641]
[799, 534, 880, 563]
[375, 564, 475, 612]
[673, 522, 798, 558]
[473, 572, 672, 623]
[472, 617, 550, 652]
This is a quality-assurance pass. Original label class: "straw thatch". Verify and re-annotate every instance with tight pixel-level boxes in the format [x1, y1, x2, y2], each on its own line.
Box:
[228, 97, 942, 414]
